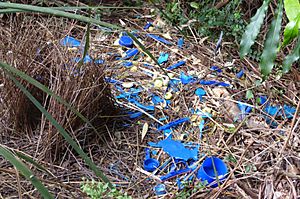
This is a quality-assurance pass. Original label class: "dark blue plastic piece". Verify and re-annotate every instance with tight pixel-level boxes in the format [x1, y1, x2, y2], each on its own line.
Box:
[177, 37, 184, 48]
[94, 59, 105, 64]
[124, 48, 139, 59]
[119, 35, 133, 48]
[158, 52, 169, 64]
[105, 77, 122, 84]
[151, 138, 198, 161]
[180, 72, 195, 85]
[210, 66, 222, 73]
[196, 156, 228, 187]
[143, 22, 152, 30]
[199, 80, 230, 87]
[158, 117, 189, 131]
[60, 36, 81, 47]
[146, 34, 172, 45]
[160, 167, 192, 181]
[236, 69, 244, 78]
[122, 61, 133, 67]
[167, 60, 186, 70]
[154, 184, 166, 195]
[144, 148, 160, 172]
[128, 112, 143, 119]
[152, 95, 164, 105]
[195, 88, 206, 101]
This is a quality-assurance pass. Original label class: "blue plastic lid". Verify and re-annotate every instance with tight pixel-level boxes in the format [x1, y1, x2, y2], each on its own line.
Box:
[119, 36, 133, 48]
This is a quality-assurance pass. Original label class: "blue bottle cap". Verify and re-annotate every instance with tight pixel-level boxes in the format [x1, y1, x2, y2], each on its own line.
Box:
[154, 184, 166, 195]
[119, 36, 133, 48]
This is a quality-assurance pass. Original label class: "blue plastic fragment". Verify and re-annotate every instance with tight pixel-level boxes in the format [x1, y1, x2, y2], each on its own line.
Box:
[158, 117, 189, 131]
[180, 72, 195, 85]
[199, 119, 205, 140]
[167, 60, 186, 70]
[144, 148, 160, 172]
[196, 156, 228, 188]
[94, 59, 105, 64]
[177, 37, 184, 48]
[60, 36, 81, 47]
[122, 61, 133, 67]
[283, 104, 296, 119]
[154, 184, 166, 195]
[158, 52, 169, 64]
[105, 77, 122, 84]
[195, 88, 206, 101]
[163, 129, 172, 137]
[237, 102, 252, 119]
[152, 95, 164, 105]
[124, 48, 139, 59]
[119, 35, 133, 48]
[127, 111, 143, 119]
[143, 22, 152, 30]
[236, 69, 244, 79]
[146, 34, 172, 45]
[210, 66, 222, 73]
[199, 80, 230, 87]
[128, 98, 155, 111]
[73, 54, 92, 63]
[177, 179, 184, 190]
[152, 138, 198, 161]
[160, 167, 192, 181]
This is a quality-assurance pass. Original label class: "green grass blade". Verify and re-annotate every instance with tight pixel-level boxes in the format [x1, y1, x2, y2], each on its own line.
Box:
[282, 17, 299, 47]
[0, 2, 121, 30]
[79, 21, 91, 66]
[0, 145, 53, 199]
[0, 61, 99, 138]
[5, 71, 113, 188]
[282, 35, 300, 73]
[260, 0, 283, 79]
[239, 0, 270, 58]
[15, 151, 52, 176]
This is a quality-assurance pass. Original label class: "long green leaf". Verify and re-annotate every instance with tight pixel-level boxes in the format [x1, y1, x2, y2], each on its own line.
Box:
[0, 61, 101, 139]
[5, 71, 112, 188]
[260, 0, 283, 79]
[0, 2, 121, 30]
[239, 0, 270, 58]
[282, 35, 300, 73]
[284, 0, 300, 22]
[282, 16, 300, 47]
[0, 145, 53, 199]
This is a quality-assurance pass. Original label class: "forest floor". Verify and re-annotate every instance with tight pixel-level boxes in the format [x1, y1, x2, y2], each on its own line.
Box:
[0, 5, 300, 199]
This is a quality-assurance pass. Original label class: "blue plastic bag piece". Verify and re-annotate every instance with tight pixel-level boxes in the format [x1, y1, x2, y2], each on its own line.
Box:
[119, 35, 133, 48]
[195, 88, 206, 101]
[177, 37, 184, 48]
[60, 36, 81, 47]
[237, 102, 252, 119]
[124, 48, 139, 59]
[210, 66, 222, 73]
[236, 69, 244, 79]
[146, 34, 172, 45]
[158, 117, 190, 131]
[158, 52, 169, 64]
[265, 105, 280, 116]
[73, 54, 92, 63]
[283, 104, 296, 119]
[180, 72, 195, 85]
[167, 60, 186, 70]
[155, 138, 198, 161]
[143, 22, 152, 30]
[259, 96, 268, 104]
[152, 95, 164, 105]
[122, 61, 133, 67]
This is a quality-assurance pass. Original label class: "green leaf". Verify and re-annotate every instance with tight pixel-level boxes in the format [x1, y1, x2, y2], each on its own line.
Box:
[282, 18, 299, 47]
[0, 2, 121, 30]
[2, 69, 112, 188]
[246, 90, 254, 99]
[190, 2, 200, 9]
[282, 35, 300, 73]
[239, 0, 271, 58]
[0, 145, 53, 199]
[284, 0, 300, 21]
[260, 0, 283, 78]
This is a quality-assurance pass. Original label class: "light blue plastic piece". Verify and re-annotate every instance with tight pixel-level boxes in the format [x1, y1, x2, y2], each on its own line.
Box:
[195, 88, 206, 101]
[146, 34, 172, 45]
[154, 184, 166, 195]
[60, 36, 81, 47]
[158, 52, 169, 64]
[177, 37, 184, 48]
